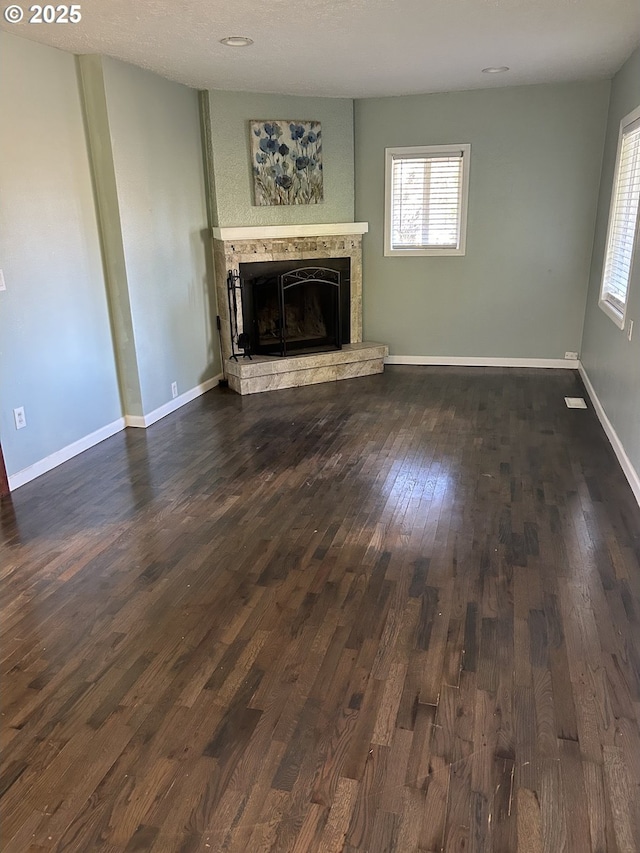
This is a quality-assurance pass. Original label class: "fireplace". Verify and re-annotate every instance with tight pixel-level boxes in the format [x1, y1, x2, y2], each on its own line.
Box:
[239, 258, 350, 357]
[212, 223, 387, 394]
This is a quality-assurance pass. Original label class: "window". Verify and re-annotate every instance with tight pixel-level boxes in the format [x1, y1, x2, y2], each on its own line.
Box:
[384, 144, 470, 257]
[599, 105, 640, 329]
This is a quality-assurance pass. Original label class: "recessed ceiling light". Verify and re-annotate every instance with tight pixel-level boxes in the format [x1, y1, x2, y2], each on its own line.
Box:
[482, 66, 510, 73]
[220, 36, 254, 47]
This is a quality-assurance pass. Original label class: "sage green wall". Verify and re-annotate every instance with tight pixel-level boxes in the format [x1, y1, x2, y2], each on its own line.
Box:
[101, 58, 219, 413]
[581, 47, 640, 477]
[355, 82, 610, 359]
[0, 33, 121, 477]
[207, 90, 354, 227]
[78, 55, 145, 418]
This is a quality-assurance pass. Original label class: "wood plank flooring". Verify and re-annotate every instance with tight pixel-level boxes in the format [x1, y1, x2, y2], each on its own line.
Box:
[1, 365, 640, 852]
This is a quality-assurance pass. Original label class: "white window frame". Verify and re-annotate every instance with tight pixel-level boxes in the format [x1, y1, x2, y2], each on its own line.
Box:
[598, 104, 640, 330]
[384, 143, 471, 257]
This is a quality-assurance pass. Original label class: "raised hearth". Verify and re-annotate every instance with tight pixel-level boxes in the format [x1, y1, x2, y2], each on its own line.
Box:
[213, 223, 387, 395]
[225, 342, 388, 395]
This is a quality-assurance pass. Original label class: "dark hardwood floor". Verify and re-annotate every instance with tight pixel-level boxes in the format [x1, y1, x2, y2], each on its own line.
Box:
[2, 365, 640, 852]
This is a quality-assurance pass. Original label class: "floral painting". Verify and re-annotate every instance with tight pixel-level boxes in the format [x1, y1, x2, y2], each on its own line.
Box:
[250, 120, 323, 206]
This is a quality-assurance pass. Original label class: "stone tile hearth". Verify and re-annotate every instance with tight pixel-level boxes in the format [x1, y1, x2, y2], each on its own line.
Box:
[225, 342, 388, 395]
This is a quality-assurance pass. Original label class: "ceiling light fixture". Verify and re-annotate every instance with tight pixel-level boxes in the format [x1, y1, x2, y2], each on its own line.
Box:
[481, 66, 510, 73]
[220, 36, 254, 47]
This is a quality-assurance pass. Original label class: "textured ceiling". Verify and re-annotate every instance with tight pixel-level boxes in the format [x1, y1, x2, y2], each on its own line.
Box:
[2, 0, 639, 97]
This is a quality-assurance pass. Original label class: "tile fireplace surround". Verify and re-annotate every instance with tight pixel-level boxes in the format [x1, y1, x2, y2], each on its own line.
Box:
[212, 223, 388, 395]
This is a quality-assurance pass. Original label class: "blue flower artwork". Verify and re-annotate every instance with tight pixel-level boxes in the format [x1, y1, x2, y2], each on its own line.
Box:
[250, 120, 323, 206]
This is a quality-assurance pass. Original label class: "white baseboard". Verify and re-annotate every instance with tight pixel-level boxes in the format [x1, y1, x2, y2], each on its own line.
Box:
[124, 374, 223, 429]
[385, 355, 579, 369]
[8, 417, 125, 491]
[7, 374, 224, 491]
[578, 363, 640, 508]
[123, 414, 147, 428]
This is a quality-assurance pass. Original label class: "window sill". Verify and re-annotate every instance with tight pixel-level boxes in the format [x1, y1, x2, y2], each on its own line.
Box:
[384, 246, 466, 258]
[598, 297, 626, 330]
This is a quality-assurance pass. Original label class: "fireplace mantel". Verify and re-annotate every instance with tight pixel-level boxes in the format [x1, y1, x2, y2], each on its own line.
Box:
[212, 222, 368, 241]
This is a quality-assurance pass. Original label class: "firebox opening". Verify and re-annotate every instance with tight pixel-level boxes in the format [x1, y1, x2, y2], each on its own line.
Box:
[239, 257, 351, 357]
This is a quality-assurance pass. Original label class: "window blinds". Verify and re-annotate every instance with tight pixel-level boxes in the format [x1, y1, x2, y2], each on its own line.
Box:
[390, 152, 464, 250]
[602, 117, 640, 313]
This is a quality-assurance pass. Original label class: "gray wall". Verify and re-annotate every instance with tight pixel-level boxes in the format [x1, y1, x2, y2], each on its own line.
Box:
[355, 82, 610, 359]
[0, 33, 121, 477]
[0, 36, 219, 482]
[207, 90, 354, 227]
[581, 47, 640, 475]
[102, 58, 218, 414]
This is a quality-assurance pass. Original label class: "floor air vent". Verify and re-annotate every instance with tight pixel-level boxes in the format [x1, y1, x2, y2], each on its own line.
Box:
[564, 397, 587, 409]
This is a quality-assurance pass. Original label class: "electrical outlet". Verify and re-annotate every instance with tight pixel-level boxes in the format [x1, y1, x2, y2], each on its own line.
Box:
[0, 269, 6, 291]
[13, 406, 26, 429]
[628, 319, 634, 342]
[171, 381, 178, 399]
[564, 351, 579, 360]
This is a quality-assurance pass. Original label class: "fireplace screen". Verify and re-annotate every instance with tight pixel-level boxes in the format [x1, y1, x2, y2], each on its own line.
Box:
[236, 258, 350, 357]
